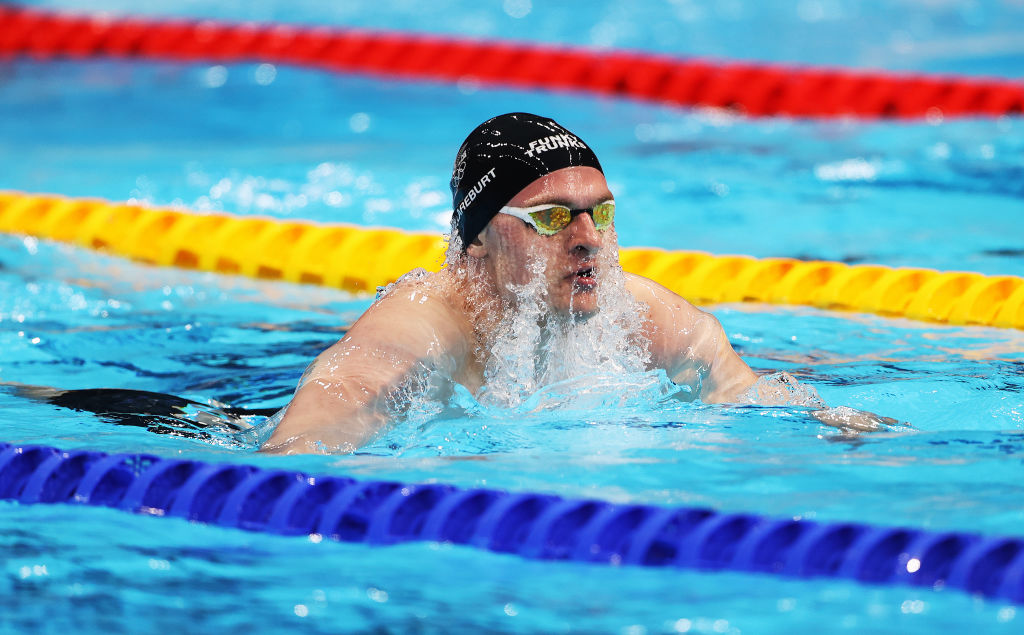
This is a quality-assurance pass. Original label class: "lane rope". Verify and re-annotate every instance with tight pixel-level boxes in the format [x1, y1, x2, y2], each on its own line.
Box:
[2, 442, 1022, 602]
[2, 190, 1022, 329]
[1, 4, 1022, 119]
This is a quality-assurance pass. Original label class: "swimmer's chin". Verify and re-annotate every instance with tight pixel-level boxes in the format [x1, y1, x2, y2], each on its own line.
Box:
[553, 302, 599, 322]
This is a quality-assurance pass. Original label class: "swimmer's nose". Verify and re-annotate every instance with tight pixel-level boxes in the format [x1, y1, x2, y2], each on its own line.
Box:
[567, 212, 602, 256]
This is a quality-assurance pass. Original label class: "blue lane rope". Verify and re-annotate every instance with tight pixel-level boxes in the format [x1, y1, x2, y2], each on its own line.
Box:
[2, 442, 1023, 601]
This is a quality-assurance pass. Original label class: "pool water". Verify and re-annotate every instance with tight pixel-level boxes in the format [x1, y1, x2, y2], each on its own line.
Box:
[2, 0, 1024, 632]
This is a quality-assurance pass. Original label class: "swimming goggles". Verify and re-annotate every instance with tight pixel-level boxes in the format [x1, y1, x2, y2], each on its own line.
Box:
[497, 200, 615, 236]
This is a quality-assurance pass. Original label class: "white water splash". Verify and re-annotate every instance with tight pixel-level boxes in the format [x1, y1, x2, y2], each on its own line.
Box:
[736, 371, 827, 408]
[477, 248, 656, 410]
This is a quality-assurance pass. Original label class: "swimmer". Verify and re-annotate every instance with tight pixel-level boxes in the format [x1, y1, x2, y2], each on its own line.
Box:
[264, 112, 896, 454]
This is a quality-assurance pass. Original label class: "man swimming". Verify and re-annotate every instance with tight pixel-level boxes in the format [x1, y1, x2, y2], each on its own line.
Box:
[264, 112, 892, 454]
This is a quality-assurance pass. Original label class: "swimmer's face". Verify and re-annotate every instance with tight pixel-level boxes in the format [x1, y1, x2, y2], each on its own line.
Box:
[470, 166, 616, 319]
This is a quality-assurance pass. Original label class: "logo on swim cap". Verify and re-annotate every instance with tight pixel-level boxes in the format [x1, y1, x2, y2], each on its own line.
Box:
[524, 133, 588, 158]
[452, 148, 468, 190]
[455, 167, 497, 214]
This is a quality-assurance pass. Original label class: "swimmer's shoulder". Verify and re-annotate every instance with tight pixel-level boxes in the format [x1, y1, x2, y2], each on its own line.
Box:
[623, 270, 722, 346]
[624, 271, 701, 316]
[356, 269, 474, 349]
[370, 269, 462, 314]
[623, 273, 728, 372]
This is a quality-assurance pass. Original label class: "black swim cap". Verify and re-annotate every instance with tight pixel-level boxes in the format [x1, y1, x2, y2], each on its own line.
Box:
[450, 112, 603, 247]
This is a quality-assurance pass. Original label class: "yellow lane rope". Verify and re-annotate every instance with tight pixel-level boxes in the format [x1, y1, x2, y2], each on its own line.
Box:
[2, 191, 1022, 329]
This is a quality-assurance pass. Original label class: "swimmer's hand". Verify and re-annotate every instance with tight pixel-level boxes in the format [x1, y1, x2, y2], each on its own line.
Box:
[810, 406, 906, 434]
[738, 372, 906, 435]
[737, 371, 826, 408]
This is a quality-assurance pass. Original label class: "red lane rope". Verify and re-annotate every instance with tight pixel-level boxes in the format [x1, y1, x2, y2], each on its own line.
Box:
[1, 4, 1022, 119]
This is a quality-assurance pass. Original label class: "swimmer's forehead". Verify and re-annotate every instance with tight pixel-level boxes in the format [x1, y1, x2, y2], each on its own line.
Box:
[507, 166, 613, 207]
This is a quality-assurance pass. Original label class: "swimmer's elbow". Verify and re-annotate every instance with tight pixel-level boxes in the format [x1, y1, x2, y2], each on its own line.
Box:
[259, 432, 359, 455]
[262, 413, 377, 454]
[262, 385, 385, 454]
[700, 322, 758, 404]
[258, 435, 302, 455]
[701, 373, 757, 404]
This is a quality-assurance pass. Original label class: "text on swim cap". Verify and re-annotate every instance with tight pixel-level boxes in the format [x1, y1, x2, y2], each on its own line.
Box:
[524, 133, 587, 158]
[456, 167, 497, 214]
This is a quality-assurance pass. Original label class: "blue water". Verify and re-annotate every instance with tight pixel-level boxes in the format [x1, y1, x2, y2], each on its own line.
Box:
[2, 59, 1022, 274]
[2, 0, 1024, 632]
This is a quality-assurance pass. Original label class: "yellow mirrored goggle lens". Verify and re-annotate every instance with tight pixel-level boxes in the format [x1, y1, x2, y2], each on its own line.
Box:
[590, 202, 615, 229]
[528, 206, 573, 235]
[527, 202, 615, 235]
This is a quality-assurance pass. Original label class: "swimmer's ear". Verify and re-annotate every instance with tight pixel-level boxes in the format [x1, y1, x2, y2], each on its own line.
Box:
[465, 231, 488, 259]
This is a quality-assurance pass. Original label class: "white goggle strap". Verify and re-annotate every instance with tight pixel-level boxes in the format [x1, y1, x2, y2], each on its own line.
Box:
[497, 203, 561, 229]
[498, 200, 615, 228]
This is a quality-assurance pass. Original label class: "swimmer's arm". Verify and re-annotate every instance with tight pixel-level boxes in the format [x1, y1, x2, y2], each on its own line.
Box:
[666, 304, 898, 428]
[627, 274, 757, 403]
[262, 367, 389, 454]
[261, 293, 466, 454]
[628, 276, 900, 432]
[695, 316, 759, 403]
[666, 309, 757, 403]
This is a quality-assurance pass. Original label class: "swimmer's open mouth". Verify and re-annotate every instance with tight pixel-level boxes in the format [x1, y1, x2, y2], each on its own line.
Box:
[571, 266, 597, 289]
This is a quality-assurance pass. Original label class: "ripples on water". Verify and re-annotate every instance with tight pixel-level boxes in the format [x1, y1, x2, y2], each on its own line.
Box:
[2, 1, 1024, 630]
[4, 502, 1020, 634]
[2, 59, 1022, 273]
